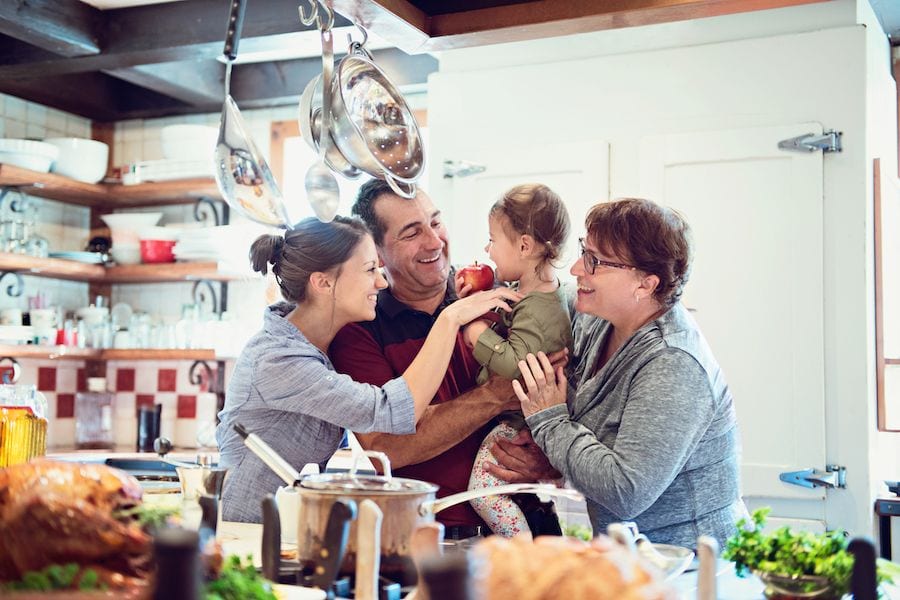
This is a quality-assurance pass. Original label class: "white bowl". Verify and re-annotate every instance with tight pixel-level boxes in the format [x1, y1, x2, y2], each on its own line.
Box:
[0, 139, 59, 173]
[110, 245, 142, 265]
[44, 138, 109, 183]
[161, 125, 218, 161]
[101, 212, 163, 246]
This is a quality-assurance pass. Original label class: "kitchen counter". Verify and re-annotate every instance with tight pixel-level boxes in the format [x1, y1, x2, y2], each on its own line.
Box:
[47, 447, 219, 462]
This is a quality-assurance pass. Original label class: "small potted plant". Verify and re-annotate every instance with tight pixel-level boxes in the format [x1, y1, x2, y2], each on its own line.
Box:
[724, 508, 899, 599]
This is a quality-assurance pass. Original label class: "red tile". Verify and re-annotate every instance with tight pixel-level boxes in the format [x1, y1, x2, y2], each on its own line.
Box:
[57, 393, 75, 418]
[158, 369, 176, 392]
[38, 367, 56, 391]
[136, 394, 155, 410]
[177, 394, 197, 419]
[116, 368, 136, 392]
[76, 368, 87, 392]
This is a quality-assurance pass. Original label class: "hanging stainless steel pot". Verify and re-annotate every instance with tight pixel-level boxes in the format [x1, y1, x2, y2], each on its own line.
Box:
[328, 41, 424, 199]
[298, 74, 362, 179]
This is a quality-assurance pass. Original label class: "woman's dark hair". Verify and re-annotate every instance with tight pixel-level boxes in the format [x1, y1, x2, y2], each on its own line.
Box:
[489, 183, 570, 274]
[585, 198, 692, 307]
[249, 216, 370, 303]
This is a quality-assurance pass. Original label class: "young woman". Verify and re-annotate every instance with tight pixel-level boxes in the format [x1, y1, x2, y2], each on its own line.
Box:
[216, 216, 521, 522]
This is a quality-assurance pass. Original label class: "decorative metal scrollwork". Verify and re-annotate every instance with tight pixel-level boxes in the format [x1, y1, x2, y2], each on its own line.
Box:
[0, 188, 30, 215]
[0, 272, 24, 297]
[189, 360, 215, 393]
[191, 279, 228, 315]
[0, 356, 21, 384]
[193, 197, 222, 226]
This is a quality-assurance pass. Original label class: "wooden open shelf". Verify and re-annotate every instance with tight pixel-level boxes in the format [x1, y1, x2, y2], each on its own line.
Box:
[0, 345, 217, 361]
[0, 164, 220, 208]
[0, 253, 244, 283]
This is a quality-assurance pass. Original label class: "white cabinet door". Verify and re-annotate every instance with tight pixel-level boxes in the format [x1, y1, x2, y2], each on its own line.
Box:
[440, 140, 609, 284]
[640, 124, 827, 525]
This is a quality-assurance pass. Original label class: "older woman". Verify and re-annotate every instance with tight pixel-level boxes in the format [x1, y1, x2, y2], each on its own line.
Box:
[513, 198, 747, 548]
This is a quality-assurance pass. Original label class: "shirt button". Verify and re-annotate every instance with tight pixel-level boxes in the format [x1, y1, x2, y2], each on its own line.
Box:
[494, 345, 501, 350]
[326, 375, 334, 381]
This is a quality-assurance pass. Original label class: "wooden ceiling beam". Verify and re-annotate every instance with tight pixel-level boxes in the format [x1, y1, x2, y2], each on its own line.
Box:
[0, 0, 351, 78]
[332, 0, 832, 53]
[0, 0, 101, 57]
[105, 60, 226, 107]
[230, 48, 438, 104]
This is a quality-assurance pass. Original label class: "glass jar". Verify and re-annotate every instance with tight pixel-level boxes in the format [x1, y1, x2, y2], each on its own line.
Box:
[75, 377, 114, 450]
[0, 384, 48, 467]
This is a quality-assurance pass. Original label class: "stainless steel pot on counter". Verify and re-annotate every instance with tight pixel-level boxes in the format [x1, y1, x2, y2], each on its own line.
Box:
[294, 452, 581, 583]
[235, 425, 583, 584]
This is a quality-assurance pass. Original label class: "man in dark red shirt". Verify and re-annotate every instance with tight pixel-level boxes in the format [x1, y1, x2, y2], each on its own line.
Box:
[329, 179, 562, 538]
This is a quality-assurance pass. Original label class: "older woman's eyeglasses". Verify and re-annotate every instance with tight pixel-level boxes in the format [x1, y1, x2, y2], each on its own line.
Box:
[578, 238, 636, 274]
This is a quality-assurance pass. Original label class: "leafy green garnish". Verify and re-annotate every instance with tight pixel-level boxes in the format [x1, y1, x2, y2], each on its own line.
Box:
[562, 522, 593, 541]
[114, 503, 181, 530]
[2, 563, 104, 592]
[204, 554, 277, 600]
[723, 507, 894, 595]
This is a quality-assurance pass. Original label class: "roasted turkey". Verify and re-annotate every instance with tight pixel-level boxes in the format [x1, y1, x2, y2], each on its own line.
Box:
[0, 459, 153, 587]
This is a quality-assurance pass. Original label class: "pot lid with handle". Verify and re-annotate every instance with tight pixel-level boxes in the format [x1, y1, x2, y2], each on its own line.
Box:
[298, 472, 438, 494]
[298, 449, 437, 494]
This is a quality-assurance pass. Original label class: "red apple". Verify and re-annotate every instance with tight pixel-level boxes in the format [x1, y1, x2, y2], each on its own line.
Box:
[458, 261, 495, 293]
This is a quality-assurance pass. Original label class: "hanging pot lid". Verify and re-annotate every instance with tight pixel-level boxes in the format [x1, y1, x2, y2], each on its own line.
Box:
[299, 472, 438, 494]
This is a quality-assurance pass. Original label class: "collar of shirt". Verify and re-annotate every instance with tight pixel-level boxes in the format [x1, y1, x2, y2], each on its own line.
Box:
[377, 269, 459, 319]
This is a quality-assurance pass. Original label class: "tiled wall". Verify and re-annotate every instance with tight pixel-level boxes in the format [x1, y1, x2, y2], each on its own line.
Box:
[28, 359, 220, 450]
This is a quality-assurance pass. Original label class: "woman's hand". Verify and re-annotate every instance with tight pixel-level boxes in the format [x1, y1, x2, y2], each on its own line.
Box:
[513, 352, 567, 417]
[442, 287, 522, 327]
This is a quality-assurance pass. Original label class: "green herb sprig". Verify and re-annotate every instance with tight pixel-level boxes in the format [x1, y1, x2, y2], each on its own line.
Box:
[2, 563, 105, 592]
[114, 503, 181, 530]
[562, 522, 593, 542]
[204, 554, 278, 600]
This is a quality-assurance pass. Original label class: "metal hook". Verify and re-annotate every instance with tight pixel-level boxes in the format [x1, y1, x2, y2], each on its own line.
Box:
[348, 23, 368, 49]
[298, 0, 334, 32]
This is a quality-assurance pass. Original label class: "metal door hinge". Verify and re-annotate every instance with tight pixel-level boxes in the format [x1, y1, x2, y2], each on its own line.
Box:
[780, 464, 847, 489]
[778, 130, 842, 153]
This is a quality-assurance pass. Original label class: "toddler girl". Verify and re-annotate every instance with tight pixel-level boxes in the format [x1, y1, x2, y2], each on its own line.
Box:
[459, 183, 573, 538]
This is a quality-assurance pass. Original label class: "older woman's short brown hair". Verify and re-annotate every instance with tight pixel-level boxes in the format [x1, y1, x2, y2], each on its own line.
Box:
[585, 198, 692, 307]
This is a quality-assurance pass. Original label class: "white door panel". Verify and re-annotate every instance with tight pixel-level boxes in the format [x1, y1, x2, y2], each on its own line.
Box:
[640, 125, 827, 511]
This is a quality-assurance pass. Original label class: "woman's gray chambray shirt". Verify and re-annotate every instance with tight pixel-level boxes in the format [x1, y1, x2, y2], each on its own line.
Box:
[526, 303, 747, 548]
[216, 302, 415, 522]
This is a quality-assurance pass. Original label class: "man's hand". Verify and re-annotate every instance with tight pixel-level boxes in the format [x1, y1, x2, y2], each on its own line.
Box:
[485, 429, 562, 483]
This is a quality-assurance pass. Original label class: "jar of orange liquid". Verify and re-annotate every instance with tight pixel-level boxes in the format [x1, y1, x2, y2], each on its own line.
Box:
[0, 384, 48, 467]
